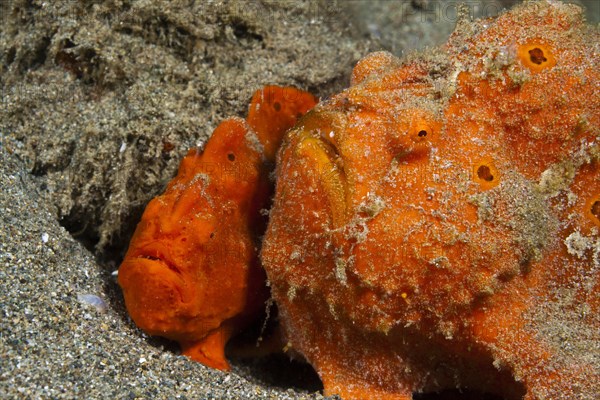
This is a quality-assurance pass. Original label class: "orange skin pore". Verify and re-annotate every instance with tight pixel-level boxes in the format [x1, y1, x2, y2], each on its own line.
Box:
[118, 86, 317, 370]
[262, 2, 599, 400]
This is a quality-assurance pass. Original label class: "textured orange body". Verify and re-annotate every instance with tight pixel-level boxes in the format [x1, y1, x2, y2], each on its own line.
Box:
[262, 2, 599, 399]
[118, 86, 317, 370]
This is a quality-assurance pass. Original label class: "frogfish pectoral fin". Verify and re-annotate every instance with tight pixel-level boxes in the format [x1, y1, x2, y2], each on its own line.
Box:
[180, 324, 234, 371]
[321, 372, 413, 400]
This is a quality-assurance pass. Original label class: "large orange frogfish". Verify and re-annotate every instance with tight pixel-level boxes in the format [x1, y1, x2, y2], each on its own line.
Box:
[118, 86, 316, 370]
[262, 2, 599, 399]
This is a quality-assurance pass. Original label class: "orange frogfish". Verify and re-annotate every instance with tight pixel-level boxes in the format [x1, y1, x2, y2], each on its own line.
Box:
[261, 1, 599, 400]
[118, 86, 317, 370]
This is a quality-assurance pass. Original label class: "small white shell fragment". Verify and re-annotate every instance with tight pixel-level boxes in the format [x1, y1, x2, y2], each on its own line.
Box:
[111, 270, 118, 277]
[41, 232, 49, 243]
[119, 142, 127, 153]
[77, 294, 108, 313]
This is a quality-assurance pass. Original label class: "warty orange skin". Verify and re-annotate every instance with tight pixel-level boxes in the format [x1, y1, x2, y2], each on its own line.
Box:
[262, 2, 599, 399]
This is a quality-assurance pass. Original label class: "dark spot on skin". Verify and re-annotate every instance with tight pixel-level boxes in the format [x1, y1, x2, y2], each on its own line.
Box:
[273, 102, 281, 111]
[210, 232, 215, 239]
[228, 153, 235, 161]
[529, 48, 547, 65]
[418, 130, 427, 137]
[477, 165, 494, 182]
[591, 200, 600, 221]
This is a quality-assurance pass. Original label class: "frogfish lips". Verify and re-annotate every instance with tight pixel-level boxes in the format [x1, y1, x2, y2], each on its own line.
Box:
[118, 254, 199, 341]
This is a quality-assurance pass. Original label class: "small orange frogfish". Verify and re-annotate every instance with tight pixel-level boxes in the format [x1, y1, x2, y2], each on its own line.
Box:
[118, 86, 317, 370]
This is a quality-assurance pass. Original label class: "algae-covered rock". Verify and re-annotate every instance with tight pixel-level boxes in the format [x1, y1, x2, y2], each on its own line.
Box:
[1, 0, 370, 255]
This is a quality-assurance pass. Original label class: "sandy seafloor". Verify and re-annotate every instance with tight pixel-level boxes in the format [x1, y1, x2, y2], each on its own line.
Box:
[1, 1, 598, 399]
